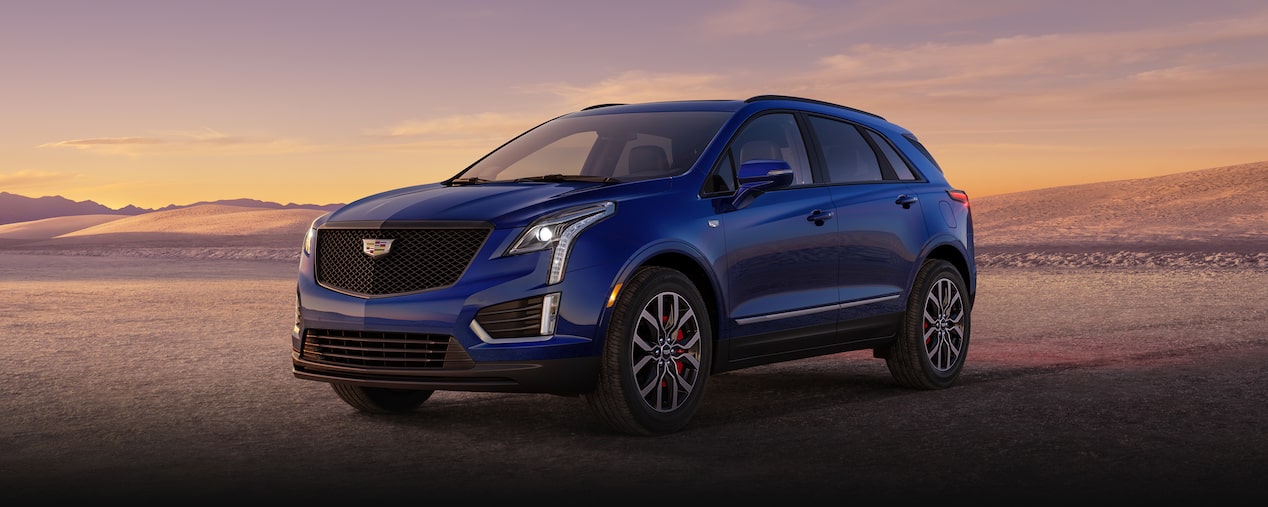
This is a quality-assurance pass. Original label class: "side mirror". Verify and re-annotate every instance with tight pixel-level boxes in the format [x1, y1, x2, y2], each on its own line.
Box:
[731, 159, 793, 209]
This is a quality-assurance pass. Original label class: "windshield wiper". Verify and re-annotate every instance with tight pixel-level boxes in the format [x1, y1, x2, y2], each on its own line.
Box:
[513, 174, 620, 184]
[448, 176, 492, 186]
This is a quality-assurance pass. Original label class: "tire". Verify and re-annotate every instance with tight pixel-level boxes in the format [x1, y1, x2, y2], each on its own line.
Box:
[886, 259, 970, 390]
[584, 266, 712, 436]
[331, 384, 433, 414]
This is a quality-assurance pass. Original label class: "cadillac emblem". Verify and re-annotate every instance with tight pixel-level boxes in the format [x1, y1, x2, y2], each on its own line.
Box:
[362, 239, 394, 258]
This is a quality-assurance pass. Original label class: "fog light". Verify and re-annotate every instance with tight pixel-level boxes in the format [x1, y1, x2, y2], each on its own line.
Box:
[292, 291, 302, 335]
[540, 293, 561, 336]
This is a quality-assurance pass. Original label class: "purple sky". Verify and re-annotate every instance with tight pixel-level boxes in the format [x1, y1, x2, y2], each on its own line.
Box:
[2, 0, 1266, 208]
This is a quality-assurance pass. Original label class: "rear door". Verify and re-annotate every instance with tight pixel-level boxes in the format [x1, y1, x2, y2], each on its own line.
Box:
[807, 115, 927, 339]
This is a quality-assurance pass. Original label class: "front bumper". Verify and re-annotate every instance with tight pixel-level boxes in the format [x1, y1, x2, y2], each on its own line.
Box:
[290, 227, 619, 395]
[292, 351, 599, 394]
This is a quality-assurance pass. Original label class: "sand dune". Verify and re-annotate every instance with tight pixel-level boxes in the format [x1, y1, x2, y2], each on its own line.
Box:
[2, 161, 1264, 266]
[972, 160, 1268, 247]
[57, 204, 327, 238]
[0, 214, 128, 239]
[0, 205, 328, 260]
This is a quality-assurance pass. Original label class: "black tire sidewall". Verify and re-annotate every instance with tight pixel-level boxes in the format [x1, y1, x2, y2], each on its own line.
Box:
[605, 267, 712, 434]
[894, 259, 970, 389]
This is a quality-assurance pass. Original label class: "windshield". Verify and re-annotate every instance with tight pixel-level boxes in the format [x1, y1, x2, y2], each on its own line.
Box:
[454, 111, 730, 183]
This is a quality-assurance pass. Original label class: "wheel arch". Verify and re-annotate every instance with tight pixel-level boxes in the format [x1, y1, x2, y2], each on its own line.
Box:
[922, 242, 975, 307]
[599, 244, 724, 361]
[640, 252, 721, 347]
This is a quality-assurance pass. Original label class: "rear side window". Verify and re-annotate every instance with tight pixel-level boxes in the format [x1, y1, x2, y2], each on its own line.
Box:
[808, 116, 883, 183]
[866, 130, 918, 181]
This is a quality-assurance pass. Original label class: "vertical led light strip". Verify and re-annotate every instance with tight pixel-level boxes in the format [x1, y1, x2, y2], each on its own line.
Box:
[540, 293, 561, 335]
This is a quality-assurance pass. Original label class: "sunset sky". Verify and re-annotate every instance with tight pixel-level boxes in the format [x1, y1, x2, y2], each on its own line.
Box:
[3, 0, 1266, 209]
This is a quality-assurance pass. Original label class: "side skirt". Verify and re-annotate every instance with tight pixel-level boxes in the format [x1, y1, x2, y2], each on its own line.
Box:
[715, 312, 901, 373]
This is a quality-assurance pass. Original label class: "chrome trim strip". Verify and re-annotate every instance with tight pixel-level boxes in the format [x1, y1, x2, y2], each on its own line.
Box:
[734, 294, 900, 325]
[470, 318, 552, 344]
[839, 294, 900, 309]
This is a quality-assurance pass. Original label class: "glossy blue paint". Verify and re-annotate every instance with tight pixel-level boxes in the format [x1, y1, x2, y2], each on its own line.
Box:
[292, 95, 975, 396]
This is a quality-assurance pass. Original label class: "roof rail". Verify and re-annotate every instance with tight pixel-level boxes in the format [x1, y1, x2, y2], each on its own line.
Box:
[581, 103, 625, 111]
[744, 95, 885, 120]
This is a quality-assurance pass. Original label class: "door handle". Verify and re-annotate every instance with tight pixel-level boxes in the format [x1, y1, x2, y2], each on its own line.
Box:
[806, 209, 833, 226]
[895, 194, 919, 209]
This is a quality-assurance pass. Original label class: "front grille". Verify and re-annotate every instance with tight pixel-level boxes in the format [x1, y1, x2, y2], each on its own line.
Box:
[316, 227, 490, 296]
[301, 329, 474, 369]
[475, 297, 545, 339]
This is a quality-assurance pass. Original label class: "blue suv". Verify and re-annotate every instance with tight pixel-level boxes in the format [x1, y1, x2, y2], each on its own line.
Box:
[292, 95, 975, 435]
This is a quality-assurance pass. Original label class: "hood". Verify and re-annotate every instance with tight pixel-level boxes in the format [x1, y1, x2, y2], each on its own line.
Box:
[324, 181, 612, 227]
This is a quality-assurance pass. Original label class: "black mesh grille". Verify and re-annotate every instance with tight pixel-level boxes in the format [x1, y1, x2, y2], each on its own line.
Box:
[475, 297, 545, 339]
[301, 329, 474, 369]
[315, 227, 489, 296]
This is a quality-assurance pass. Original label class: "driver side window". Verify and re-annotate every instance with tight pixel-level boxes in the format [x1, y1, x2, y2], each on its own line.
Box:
[707, 113, 813, 194]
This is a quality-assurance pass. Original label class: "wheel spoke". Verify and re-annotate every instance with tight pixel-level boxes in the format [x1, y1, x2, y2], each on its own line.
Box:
[669, 295, 680, 333]
[937, 339, 952, 369]
[636, 310, 658, 349]
[631, 354, 655, 376]
[677, 329, 701, 350]
[945, 333, 962, 356]
[629, 290, 706, 414]
[669, 308, 695, 338]
[638, 362, 667, 398]
[672, 369, 693, 396]
[943, 290, 961, 315]
[673, 347, 701, 369]
[921, 276, 965, 373]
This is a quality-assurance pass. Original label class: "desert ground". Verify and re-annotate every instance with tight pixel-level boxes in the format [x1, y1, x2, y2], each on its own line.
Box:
[2, 162, 1267, 503]
[1, 250, 1266, 503]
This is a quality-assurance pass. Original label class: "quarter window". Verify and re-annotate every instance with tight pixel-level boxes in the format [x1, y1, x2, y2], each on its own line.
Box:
[866, 130, 918, 181]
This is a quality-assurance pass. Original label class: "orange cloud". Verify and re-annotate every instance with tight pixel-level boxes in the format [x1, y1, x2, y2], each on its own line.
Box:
[529, 71, 734, 110]
[0, 170, 74, 188]
[38, 130, 317, 156]
[42, 137, 165, 148]
[801, 11, 1268, 113]
[380, 112, 539, 139]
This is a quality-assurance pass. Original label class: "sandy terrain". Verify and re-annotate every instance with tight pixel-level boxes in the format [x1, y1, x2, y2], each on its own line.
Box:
[972, 161, 1268, 247]
[0, 214, 127, 239]
[56, 204, 326, 237]
[1, 252, 1265, 503]
[1, 162, 1266, 501]
[0, 204, 325, 261]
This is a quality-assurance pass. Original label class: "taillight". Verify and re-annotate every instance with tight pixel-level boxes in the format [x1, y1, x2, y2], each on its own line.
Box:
[947, 189, 969, 205]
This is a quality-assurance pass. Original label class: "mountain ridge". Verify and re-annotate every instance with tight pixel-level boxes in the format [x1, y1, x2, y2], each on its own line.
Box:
[0, 192, 343, 225]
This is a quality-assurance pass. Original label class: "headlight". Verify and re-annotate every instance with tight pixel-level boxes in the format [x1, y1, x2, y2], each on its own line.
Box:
[302, 215, 324, 256]
[507, 201, 615, 284]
